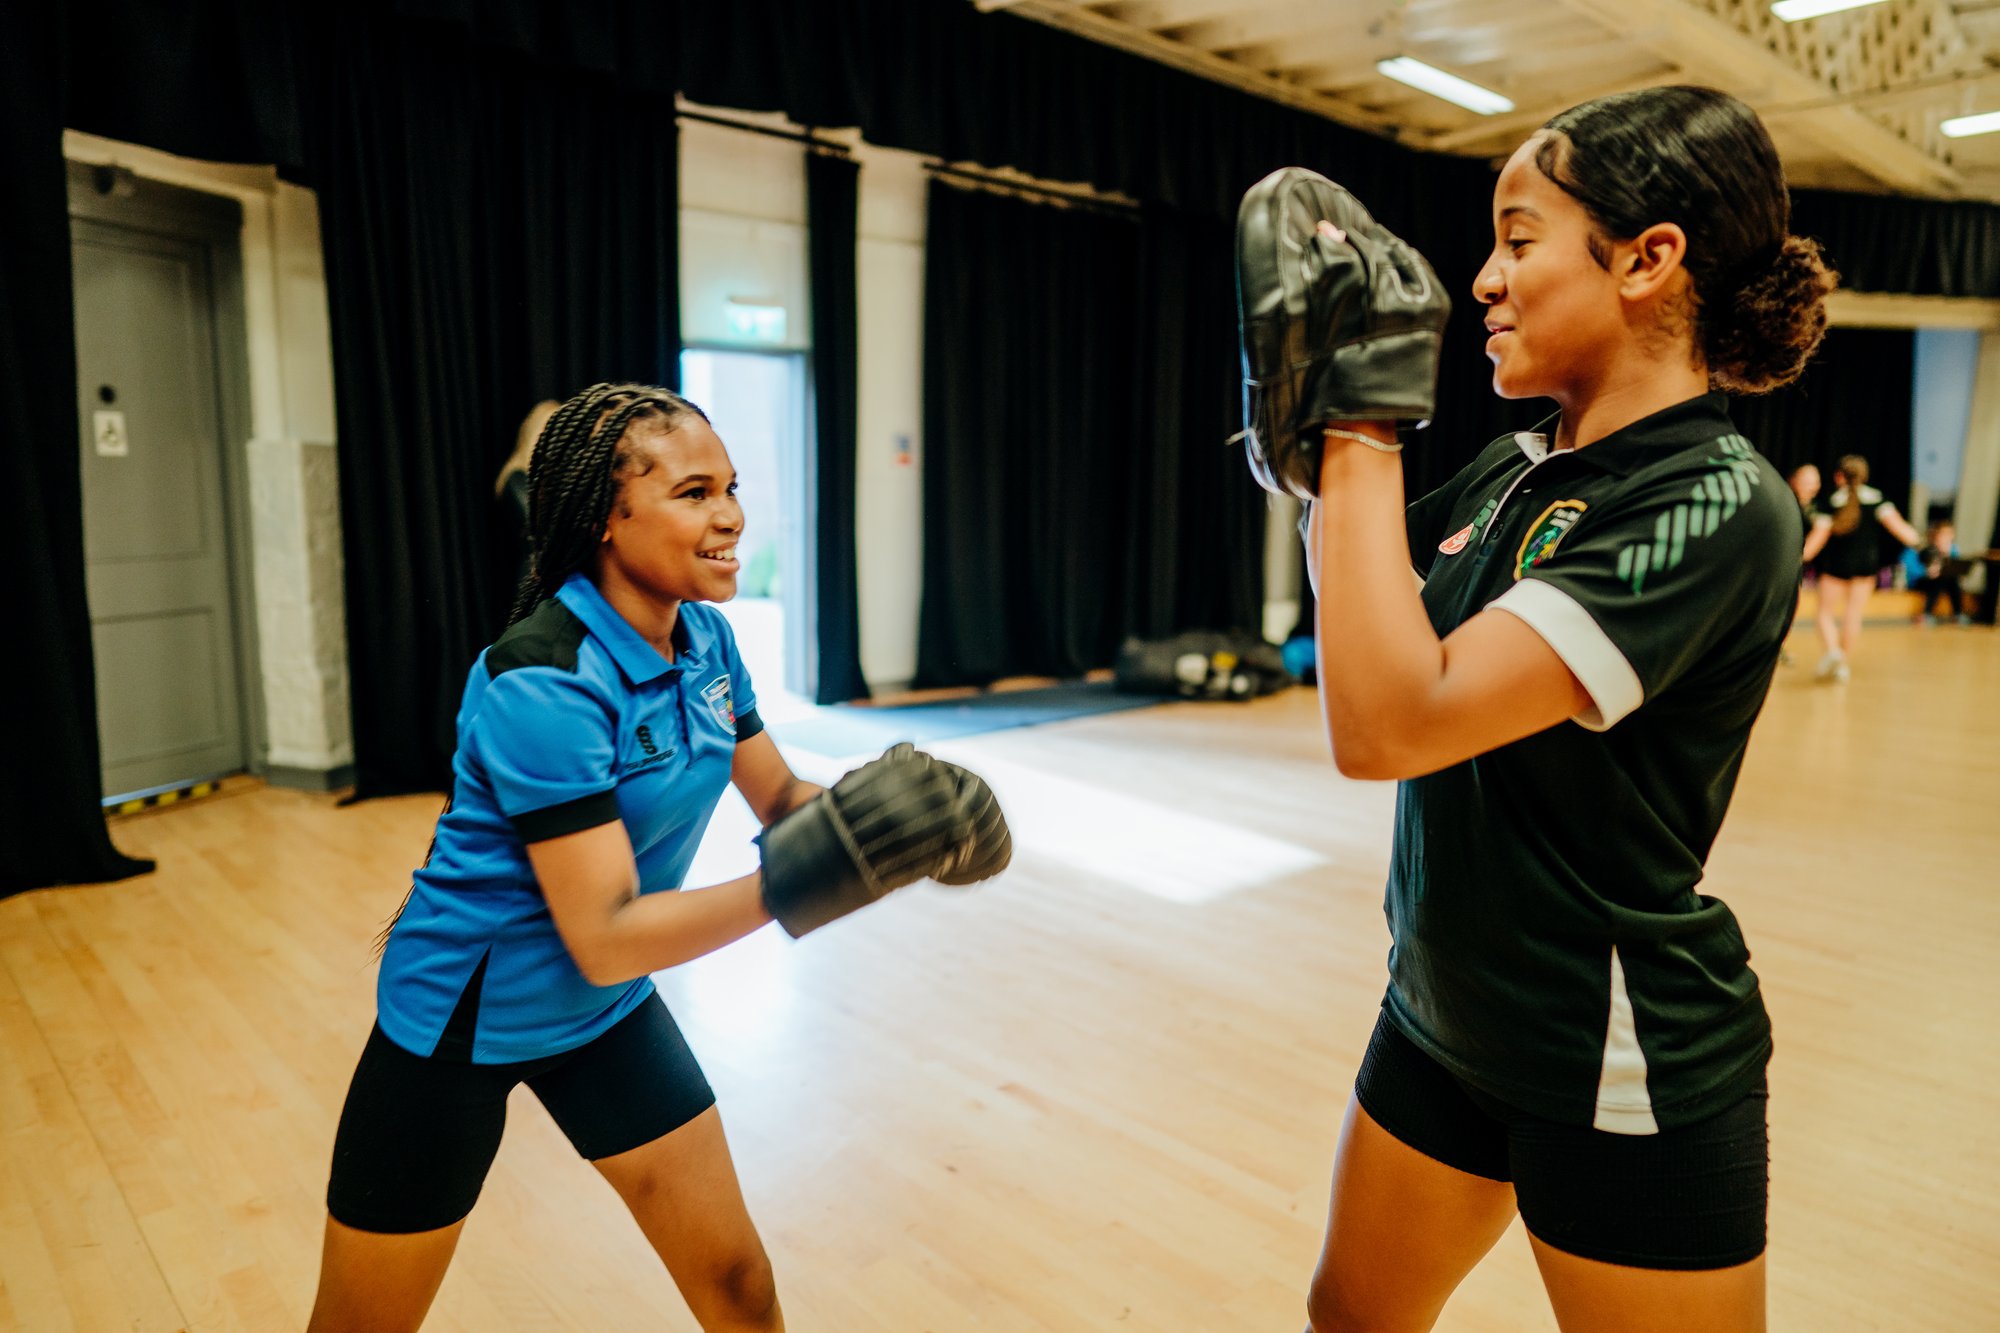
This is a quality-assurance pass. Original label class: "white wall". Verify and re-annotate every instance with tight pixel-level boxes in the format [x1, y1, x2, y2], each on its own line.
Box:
[853, 142, 929, 690]
[62, 131, 352, 779]
[679, 110, 931, 692]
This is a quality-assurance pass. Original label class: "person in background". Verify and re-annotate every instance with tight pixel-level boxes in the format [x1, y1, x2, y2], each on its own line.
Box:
[1787, 463, 1821, 524]
[1781, 463, 1822, 665]
[497, 399, 561, 586]
[1909, 518, 1967, 625]
[1801, 454, 1922, 682]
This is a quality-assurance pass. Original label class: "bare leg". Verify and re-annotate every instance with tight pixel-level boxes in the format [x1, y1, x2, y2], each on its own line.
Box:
[1840, 576, 1871, 658]
[1304, 1097, 1519, 1332]
[1534, 1237, 1766, 1333]
[306, 1215, 466, 1333]
[593, 1106, 783, 1331]
[1814, 577, 1846, 663]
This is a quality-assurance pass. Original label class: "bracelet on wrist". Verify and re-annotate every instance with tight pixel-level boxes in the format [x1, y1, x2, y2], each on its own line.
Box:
[1322, 425, 1403, 454]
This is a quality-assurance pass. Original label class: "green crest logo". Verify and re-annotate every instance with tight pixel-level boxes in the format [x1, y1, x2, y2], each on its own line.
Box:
[1514, 500, 1588, 579]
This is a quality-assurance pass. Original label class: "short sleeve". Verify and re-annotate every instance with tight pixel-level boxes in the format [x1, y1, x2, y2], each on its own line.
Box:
[696, 607, 763, 742]
[1488, 452, 1799, 731]
[469, 667, 620, 841]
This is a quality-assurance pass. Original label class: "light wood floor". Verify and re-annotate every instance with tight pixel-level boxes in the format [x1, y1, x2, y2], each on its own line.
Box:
[3, 623, 1997, 1331]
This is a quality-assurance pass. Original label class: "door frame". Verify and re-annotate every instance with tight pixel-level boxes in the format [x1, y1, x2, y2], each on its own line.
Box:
[66, 161, 267, 789]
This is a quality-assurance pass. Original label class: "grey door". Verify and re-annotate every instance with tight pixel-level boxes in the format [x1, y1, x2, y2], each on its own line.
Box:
[71, 192, 249, 799]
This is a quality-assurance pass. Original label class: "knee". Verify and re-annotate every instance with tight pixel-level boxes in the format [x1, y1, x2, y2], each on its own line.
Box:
[700, 1249, 779, 1328]
[1304, 1275, 1406, 1333]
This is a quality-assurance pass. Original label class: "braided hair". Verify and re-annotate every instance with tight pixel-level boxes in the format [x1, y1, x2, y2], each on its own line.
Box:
[508, 382, 712, 625]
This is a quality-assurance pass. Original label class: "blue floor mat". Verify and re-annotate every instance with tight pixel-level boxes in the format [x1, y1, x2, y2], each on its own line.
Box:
[768, 682, 1165, 757]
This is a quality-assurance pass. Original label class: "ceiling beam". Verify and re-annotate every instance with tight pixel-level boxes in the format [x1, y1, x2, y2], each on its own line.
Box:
[1417, 72, 1690, 154]
[998, 0, 1404, 134]
[1542, 0, 1962, 195]
[1826, 290, 2000, 330]
[1086, 0, 1279, 31]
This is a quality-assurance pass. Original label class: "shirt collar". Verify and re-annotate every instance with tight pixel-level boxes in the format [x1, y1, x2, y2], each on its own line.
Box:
[555, 573, 701, 685]
[1509, 392, 1737, 477]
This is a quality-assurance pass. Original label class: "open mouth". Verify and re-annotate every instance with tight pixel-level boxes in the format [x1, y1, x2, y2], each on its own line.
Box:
[697, 545, 739, 567]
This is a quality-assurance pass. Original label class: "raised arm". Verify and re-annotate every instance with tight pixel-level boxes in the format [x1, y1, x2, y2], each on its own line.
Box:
[1306, 429, 1591, 781]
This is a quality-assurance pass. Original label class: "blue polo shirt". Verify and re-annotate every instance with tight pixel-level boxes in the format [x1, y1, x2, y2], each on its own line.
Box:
[376, 574, 762, 1063]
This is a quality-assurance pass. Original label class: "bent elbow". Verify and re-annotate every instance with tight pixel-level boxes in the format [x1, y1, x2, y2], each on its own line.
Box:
[1330, 732, 1406, 782]
[568, 944, 629, 989]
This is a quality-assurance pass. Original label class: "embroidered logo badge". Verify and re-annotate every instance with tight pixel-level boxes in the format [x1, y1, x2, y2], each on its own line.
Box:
[701, 677, 735, 731]
[1438, 524, 1474, 556]
[1514, 500, 1588, 579]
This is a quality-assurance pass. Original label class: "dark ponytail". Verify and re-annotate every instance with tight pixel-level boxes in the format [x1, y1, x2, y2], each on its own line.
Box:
[508, 382, 711, 625]
[1536, 87, 1839, 394]
[1831, 454, 1869, 535]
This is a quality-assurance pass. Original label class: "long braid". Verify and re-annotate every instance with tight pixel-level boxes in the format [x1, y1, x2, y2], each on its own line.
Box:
[1830, 453, 1869, 537]
[377, 381, 709, 957]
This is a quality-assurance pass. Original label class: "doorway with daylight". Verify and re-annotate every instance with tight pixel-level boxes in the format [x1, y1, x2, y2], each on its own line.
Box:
[679, 346, 813, 719]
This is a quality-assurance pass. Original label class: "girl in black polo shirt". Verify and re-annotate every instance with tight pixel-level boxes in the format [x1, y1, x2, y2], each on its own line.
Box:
[1271, 89, 1832, 1331]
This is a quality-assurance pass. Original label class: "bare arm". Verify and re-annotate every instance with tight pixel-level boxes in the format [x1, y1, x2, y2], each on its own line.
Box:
[1308, 426, 1592, 781]
[525, 733, 830, 985]
[1878, 503, 1922, 550]
[528, 822, 771, 987]
[731, 731, 823, 826]
[1801, 514, 1833, 562]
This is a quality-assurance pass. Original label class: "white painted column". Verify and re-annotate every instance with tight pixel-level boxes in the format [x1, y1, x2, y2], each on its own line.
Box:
[1952, 331, 2000, 556]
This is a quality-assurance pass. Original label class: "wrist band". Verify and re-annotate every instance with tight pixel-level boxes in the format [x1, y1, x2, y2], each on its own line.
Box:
[1323, 425, 1404, 454]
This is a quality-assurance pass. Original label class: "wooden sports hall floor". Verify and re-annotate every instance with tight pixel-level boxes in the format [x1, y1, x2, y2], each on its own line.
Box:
[3, 623, 1995, 1332]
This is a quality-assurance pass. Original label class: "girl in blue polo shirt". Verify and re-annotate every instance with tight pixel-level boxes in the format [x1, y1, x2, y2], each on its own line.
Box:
[309, 384, 1011, 1333]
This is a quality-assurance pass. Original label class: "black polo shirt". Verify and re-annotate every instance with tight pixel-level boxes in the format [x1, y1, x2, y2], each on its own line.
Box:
[1386, 392, 1802, 1133]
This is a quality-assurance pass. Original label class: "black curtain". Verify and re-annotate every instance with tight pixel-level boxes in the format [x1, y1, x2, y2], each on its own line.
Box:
[1793, 189, 2000, 299]
[305, 18, 680, 797]
[6, 0, 1994, 889]
[0, 8, 153, 895]
[804, 151, 870, 704]
[1728, 329, 1915, 507]
[1124, 206, 1267, 638]
[917, 183, 1263, 686]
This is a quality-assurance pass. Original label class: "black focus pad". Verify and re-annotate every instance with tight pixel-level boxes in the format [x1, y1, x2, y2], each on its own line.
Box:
[1236, 167, 1450, 500]
[931, 762, 1012, 887]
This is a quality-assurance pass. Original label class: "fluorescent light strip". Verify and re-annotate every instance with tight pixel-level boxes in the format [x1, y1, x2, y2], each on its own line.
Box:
[1942, 110, 2000, 139]
[1770, 0, 1890, 22]
[1375, 57, 1514, 116]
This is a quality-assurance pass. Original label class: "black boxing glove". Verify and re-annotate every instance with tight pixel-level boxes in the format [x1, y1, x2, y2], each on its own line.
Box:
[930, 760, 1012, 886]
[758, 743, 972, 937]
[1236, 167, 1450, 501]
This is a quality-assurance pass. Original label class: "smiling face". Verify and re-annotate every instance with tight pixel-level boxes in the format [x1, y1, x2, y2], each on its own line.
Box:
[1472, 137, 1633, 403]
[1473, 134, 1699, 409]
[595, 416, 744, 606]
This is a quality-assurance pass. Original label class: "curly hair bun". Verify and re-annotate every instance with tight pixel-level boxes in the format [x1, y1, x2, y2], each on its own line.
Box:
[1705, 235, 1840, 396]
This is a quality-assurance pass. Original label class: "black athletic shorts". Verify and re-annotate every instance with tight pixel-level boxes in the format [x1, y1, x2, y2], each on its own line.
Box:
[326, 993, 715, 1233]
[1355, 1010, 1768, 1271]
